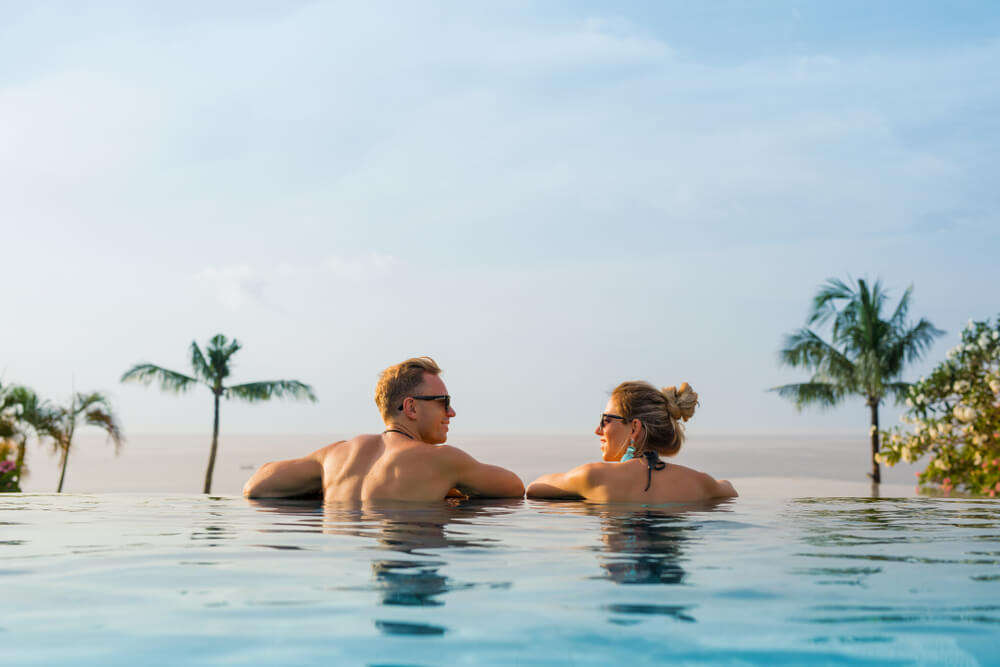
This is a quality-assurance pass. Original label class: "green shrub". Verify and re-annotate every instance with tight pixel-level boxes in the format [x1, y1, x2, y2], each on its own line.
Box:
[878, 316, 1000, 495]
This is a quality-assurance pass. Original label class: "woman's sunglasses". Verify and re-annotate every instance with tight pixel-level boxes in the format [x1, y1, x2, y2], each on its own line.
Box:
[598, 413, 626, 429]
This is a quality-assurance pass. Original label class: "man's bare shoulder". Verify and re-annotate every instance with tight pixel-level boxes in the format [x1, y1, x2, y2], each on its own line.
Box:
[310, 435, 381, 462]
[428, 444, 477, 464]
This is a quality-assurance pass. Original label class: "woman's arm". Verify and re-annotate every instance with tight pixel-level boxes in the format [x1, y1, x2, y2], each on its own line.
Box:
[714, 479, 738, 498]
[526, 465, 596, 500]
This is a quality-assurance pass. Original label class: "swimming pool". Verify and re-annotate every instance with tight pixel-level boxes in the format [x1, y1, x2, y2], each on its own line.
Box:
[4, 494, 998, 665]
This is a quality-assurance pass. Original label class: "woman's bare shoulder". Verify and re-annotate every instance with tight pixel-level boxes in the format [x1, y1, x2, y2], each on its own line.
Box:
[666, 462, 737, 497]
[575, 461, 620, 483]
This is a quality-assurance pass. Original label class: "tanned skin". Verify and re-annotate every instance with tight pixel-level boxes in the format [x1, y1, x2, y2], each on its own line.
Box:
[243, 372, 524, 502]
[526, 397, 737, 503]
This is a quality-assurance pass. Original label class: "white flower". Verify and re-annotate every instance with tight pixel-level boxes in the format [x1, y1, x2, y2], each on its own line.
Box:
[902, 447, 916, 463]
[974, 452, 983, 465]
[993, 330, 999, 340]
[980, 335, 991, 349]
[989, 379, 1000, 395]
[934, 458, 949, 471]
[954, 405, 976, 422]
[954, 380, 970, 393]
[917, 394, 926, 404]
[966, 319, 975, 332]
[947, 348, 958, 360]
[869, 425, 878, 436]
[915, 421, 926, 434]
[905, 398, 914, 407]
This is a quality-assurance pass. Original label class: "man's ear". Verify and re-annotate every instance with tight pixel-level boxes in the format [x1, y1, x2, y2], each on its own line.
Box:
[400, 397, 416, 420]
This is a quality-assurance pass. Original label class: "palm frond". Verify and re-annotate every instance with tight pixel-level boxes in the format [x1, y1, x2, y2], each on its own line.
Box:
[225, 380, 317, 403]
[121, 364, 199, 393]
[776, 276, 942, 411]
[896, 318, 945, 365]
[1, 386, 60, 441]
[807, 278, 853, 328]
[84, 406, 125, 455]
[884, 382, 912, 405]
[190, 342, 213, 383]
[888, 284, 913, 331]
[779, 328, 857, 382]
[769, 381, 843, 409]
[206, 334, 241, 381]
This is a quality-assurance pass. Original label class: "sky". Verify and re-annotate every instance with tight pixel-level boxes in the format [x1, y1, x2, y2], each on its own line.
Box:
[2, 1, 999, 439]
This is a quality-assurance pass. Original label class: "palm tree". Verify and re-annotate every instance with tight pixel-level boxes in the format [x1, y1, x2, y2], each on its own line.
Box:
[0, 383, 56, 490]
[771, 278, 943, 483]
[48, 392, 124, 493]
[121, 334, 317, 494]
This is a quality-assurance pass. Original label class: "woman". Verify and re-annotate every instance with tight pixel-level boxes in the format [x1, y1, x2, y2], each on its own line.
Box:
[526, 381, 737, 503]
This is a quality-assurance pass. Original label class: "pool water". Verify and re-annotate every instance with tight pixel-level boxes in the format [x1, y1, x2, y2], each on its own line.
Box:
[4, 494, 999, 665]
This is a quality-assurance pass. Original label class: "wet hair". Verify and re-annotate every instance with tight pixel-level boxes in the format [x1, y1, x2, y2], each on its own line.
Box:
[611, 381, 698, 457]
[374, 356, 442, 421]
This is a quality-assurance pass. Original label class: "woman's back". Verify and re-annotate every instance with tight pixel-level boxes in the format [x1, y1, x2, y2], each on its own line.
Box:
[582, 459, 732, 504]
[526, 379, 737, 503]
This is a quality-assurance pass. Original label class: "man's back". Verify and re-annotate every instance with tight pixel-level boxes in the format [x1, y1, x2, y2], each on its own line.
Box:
[320, 435, 460, 502]
[243, 433, 524, 501]
[243, 356, 524, 501]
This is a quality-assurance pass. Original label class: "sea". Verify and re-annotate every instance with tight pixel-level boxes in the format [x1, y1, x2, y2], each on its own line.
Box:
[18, 431, 923, 497]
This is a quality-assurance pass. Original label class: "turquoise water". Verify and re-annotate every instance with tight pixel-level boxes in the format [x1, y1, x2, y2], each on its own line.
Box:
[3, 495, 999, 665]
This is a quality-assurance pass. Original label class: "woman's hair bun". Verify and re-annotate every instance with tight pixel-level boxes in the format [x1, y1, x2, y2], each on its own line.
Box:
[661, 382, 698, 422]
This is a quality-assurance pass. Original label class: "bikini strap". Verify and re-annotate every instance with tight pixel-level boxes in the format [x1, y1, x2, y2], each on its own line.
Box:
[641, 450, 666, 492]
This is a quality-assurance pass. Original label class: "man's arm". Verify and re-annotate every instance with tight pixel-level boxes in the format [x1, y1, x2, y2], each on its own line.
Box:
[441, 446, 524, 498]
[242, 441, 344, 498]
[525, 464, 595, 499]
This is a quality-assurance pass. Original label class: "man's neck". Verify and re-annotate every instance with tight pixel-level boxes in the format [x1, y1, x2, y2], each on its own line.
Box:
[382, 423, 420, 441]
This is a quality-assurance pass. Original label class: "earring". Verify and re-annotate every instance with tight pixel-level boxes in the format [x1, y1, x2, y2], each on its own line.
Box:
[621, 439, 637, 462]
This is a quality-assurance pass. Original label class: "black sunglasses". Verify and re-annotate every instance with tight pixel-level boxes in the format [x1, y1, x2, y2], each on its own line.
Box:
[399, 395, 451, 411]
[598, 412, 626, 429]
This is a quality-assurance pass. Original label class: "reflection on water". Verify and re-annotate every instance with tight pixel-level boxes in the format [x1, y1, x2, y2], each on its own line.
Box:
[248, 499, 519, 636]
[788, 498, 1000, 628]
[539, 501, 726, 587]
[592, 509, 695, 585]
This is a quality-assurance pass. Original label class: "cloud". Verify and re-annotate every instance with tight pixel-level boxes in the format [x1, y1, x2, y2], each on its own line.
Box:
[198, 252, 398, 310]
[195, 265, 264, 311]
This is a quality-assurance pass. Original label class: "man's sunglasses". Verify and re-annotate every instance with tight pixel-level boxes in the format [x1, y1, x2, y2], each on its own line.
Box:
[598, 413, 626, 429]
[399, 395, 451, 411]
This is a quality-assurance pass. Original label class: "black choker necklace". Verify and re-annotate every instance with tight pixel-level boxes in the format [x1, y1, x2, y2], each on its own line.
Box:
[382, 428, 415, 440]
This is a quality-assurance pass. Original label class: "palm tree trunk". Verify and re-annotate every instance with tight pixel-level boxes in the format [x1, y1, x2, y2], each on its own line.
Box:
[56, 444, 69, 493]
[868, 399, 881, 484]
[203, 392, 220, 494]
[15, 438, 26, 477]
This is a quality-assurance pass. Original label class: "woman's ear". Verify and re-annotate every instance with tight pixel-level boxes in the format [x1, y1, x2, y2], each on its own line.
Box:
[631, 419, 643, 440]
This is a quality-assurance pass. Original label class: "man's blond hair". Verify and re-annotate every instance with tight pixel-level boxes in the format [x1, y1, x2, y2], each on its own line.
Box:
[375, 356, 442, 421]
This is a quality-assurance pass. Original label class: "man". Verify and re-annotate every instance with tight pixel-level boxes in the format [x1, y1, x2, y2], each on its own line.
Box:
[243, 356, 524, 501]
